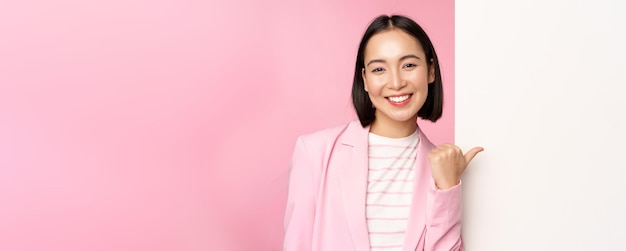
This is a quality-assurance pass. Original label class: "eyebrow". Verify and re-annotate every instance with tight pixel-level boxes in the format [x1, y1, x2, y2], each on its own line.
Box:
[366, 54, 422, 67]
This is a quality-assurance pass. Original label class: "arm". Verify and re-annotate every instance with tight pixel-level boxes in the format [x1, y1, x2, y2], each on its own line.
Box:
[424, 178, 463, 251]
[283, 136, 316, 251]
[425, 144, 483, 250]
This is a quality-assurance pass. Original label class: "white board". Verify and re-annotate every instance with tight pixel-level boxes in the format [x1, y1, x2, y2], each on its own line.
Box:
[457, 1, 626, 250]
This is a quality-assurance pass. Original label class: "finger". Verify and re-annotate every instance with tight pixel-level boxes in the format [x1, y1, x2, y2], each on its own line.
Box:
[464, 147, 484, 164]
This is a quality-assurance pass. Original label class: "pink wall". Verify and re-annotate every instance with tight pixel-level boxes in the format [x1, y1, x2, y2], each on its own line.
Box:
[0, 1, 453, 250]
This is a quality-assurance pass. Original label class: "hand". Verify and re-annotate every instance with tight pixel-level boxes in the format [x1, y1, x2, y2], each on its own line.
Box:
[428, 144, 484, 190]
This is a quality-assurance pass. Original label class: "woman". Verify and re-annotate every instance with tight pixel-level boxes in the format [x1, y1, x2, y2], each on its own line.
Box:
[283, 14, 483, 251]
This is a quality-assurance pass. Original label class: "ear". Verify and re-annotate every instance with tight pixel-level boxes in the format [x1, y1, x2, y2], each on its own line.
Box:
[428, 58, 435, 84]
[362, 68, 368, 92]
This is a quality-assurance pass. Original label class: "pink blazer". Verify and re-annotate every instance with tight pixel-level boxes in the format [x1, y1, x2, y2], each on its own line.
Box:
[283, 121, 463, 251]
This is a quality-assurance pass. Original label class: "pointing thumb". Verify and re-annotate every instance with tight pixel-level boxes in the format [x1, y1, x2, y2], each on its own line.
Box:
[464, 147, 484, 164]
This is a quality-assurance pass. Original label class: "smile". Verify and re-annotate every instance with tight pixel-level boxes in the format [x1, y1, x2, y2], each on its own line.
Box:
[385, 94, 412, 106]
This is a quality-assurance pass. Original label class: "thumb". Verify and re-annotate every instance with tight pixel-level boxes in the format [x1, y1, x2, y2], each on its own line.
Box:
[464, 147, 484, 164]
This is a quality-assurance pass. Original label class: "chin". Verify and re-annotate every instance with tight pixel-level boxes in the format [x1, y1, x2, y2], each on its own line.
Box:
[374, 102, 421, 123]
[391, 116, 417, 123]
[385, 111, 419, 123]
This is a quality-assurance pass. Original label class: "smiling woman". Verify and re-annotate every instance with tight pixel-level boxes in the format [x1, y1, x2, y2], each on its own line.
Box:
[283, 15, 482, 251]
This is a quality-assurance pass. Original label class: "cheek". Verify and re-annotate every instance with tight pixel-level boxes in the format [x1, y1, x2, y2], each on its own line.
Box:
[408, 72, 430, 89]
[364, 79, 384, 96]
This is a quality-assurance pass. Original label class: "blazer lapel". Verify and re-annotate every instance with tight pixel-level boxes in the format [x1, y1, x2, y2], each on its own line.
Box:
[338, 121, 371, 250]
[403, 128, 436, 250]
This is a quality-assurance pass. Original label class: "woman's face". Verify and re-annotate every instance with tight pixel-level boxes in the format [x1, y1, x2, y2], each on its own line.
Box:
[362, 28, 434, 124]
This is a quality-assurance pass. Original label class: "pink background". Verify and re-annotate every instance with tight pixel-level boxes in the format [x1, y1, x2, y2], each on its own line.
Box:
[0, 1, 453, 250]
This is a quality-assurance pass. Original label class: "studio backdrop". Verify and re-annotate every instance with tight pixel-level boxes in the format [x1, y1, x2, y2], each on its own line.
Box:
[0, 1, 453, 250]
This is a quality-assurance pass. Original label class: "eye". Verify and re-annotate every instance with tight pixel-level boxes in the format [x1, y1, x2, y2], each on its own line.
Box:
[371, 67, 385, 73]
[403, 63, 417, 69]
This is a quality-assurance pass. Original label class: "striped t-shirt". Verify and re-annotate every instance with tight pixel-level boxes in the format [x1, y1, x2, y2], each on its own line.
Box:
[366, 129, 419, 251]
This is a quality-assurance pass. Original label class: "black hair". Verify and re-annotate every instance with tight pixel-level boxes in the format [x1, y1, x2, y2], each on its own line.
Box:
[352, 14, 444, 127]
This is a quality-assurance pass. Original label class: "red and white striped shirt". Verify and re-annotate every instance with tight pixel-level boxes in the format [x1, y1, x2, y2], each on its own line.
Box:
[367, 130, 419, 251]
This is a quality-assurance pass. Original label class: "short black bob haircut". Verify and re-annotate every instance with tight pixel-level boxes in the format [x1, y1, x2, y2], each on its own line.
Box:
[352, 15, 444, 127]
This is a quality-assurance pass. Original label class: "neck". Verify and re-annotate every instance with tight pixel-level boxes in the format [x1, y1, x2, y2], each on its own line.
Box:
[369, 116, 418, 138]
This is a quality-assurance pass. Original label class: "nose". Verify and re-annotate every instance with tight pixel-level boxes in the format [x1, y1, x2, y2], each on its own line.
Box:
[388, 69, 406, 90]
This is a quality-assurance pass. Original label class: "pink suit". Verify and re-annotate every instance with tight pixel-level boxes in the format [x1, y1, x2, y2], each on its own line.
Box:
[284, 121, 463, 251]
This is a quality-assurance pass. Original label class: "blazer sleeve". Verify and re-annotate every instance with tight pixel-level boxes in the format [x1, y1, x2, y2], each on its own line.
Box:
[424, 178, 464, 251]
[283, 136, 316, 251]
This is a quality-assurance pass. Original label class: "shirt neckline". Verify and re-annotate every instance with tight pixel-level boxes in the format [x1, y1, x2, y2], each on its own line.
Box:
[368, 129, 419, 145]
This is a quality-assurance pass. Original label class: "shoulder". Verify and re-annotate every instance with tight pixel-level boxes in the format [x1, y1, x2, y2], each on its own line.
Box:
[294, 120, 361, 153]
[288, 121, 359, 184]
[415, 127, 440, 160]
[418, 128, 437, 150]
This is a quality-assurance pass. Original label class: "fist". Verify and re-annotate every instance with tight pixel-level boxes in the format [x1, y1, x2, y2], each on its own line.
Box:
[428, 144, 484, 190]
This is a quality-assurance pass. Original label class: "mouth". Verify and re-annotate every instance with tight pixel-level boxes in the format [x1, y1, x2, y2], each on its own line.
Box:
[385, 94, 412, 106]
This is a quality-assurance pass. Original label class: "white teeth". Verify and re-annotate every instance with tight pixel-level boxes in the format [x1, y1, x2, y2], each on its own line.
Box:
[388, 95, 410, 103]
